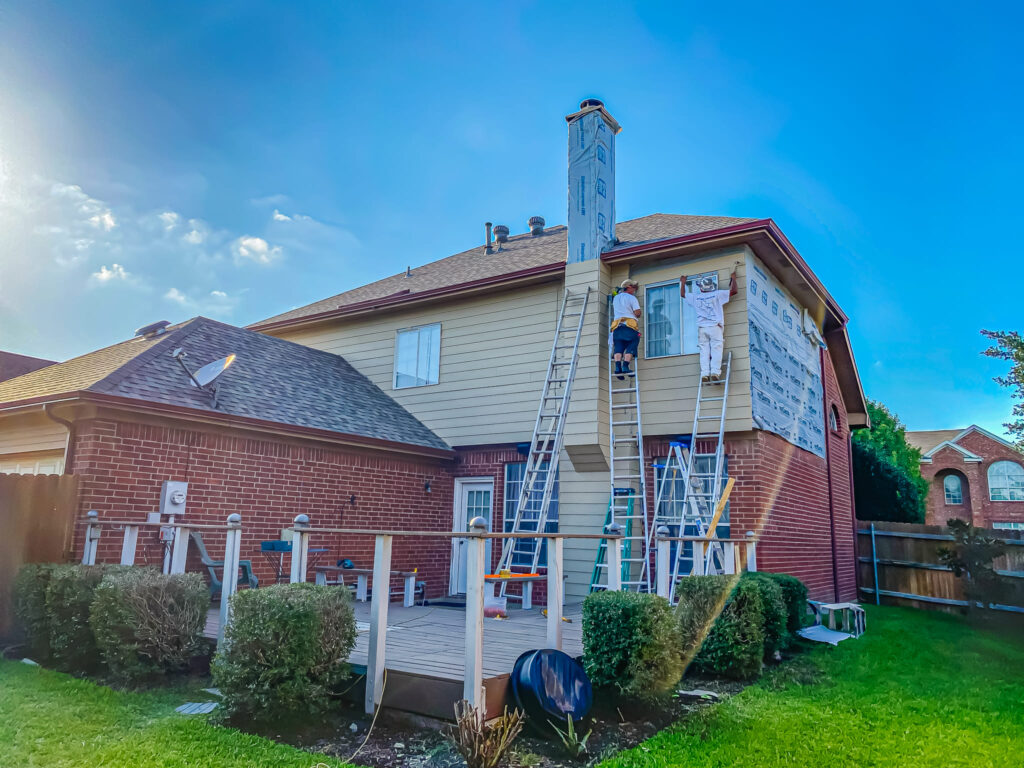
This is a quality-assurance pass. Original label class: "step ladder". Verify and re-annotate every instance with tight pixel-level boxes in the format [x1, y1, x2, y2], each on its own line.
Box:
[497, 287, 591, 591]
[651, 351, 734, 592]
[589, 495, 633, 590]
[591, 347, 651, 592]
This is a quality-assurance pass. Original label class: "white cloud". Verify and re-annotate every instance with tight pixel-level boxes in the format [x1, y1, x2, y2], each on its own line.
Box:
[233, 235, 282, 265]
[210, 289, 227, 299]
[89, 210, 116, 231]
[272, 209, 291, 222]
[159, 211, 180, 230]
[164, 287, 188, 304]
[92, 263, 130, 283]
[184, 228, 204, 244]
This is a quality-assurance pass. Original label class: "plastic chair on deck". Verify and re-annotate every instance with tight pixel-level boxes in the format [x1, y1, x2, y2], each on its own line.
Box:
[190, 530, 259, 597]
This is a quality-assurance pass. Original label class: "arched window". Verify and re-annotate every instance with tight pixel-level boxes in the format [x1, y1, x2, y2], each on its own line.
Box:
[988, 461, 1024, 502]
[829, 404, 840, 432]
[943, 474, 963, 505]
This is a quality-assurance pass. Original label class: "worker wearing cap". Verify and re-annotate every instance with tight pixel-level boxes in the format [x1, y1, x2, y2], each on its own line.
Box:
[681, 270, 738, 382]
[610, 279, 642, 379]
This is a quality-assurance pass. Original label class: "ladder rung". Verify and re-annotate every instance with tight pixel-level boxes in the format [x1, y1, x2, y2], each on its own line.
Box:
[611, 420, 639, 426]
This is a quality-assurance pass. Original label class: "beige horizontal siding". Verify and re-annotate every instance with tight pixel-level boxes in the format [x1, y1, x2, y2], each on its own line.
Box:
[0, 411, 68, 458]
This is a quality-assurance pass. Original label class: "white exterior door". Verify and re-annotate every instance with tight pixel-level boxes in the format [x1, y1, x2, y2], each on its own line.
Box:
[450, 478, 494, 595]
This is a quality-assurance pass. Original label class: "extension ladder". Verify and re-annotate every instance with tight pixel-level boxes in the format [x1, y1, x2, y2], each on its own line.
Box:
[497, 287, 591, 591]
[590, 343, 651, 592]
[650, 351, 734, 592]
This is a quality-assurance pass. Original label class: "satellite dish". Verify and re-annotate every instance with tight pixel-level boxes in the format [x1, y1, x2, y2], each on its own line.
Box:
[190, 354, 236, 388]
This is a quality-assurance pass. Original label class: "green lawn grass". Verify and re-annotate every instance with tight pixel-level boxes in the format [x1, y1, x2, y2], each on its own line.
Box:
[601, 606, 1024, 768]
[0, 660, 349, 768]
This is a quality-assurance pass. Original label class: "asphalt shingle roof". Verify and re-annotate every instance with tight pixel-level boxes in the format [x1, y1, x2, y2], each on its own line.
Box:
[905, 429, 964, 454]
[0, 351, 58, 383]
[0, 318, 449, 453]
[253, 213, 756, 328]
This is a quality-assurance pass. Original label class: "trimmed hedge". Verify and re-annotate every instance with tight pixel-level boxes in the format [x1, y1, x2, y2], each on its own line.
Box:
[45, 565, 113, 673]
[760, 572, 808, 633]
[12, 564, 58, 662]
[743, 573, 788, 658]
[90, 568, 210, 683]
[212, 583, 357, 721]
[676, 575, 765, 680]
[582, 590, 684, 699]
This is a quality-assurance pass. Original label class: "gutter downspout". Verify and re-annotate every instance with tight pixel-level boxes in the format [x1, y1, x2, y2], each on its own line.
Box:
[820, 346, 840, 602]
[43, 403, 75, 473]
[847, 431, 860, 596]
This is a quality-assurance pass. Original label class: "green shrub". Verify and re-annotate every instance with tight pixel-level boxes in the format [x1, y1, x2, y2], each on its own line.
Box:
[852, 439, 924, 523]
[676, 575, 765, 680]
[759, 572, 808, 632]
[45, 564, 113, 673]
[212, 583, 356, 721]
[90, 568, 210, 683]
[12, 563, 58, 661]
[742, 572, 788, 658]
[582, 590, 683, 699]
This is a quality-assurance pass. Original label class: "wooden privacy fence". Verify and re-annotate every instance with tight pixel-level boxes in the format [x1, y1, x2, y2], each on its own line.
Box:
[0, 473, 79, 635]
[857, 520, 1024, 613]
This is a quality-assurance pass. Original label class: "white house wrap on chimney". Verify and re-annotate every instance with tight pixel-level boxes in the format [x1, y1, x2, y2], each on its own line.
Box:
[566, 99, 621, 264]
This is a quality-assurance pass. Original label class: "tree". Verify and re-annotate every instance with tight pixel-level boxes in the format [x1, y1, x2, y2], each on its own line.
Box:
[982, 329, 1024, 448]
[938, 519, 1008, 614]
[852, 399, 928, 516]
[851, 440, 924, 523]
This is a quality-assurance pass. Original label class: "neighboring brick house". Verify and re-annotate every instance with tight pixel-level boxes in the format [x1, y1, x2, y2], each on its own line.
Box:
[907, 425, 1024, 531]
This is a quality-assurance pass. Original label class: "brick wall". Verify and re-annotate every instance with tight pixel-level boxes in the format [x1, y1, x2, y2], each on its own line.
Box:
[920, 430, 1024, 529]
[71, 417, 458, 599]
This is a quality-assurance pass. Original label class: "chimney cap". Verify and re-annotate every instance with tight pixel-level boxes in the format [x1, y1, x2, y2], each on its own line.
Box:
[565, 98, 621, 133]
[579, 98, 604, 109]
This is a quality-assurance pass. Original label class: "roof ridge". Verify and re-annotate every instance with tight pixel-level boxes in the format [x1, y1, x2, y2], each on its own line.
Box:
[89, 318, 204, 394]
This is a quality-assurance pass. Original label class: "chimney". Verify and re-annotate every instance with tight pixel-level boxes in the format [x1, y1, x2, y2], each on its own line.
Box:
[485, 222, 493, 254]
[493, 224, 510, 243]
[528, 216, 545, 235]
[565, 98, 621, 263]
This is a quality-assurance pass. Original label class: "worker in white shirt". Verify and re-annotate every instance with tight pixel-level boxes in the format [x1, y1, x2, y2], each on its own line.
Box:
[611, 279, 642, 379]
[681, 270, 738, 382]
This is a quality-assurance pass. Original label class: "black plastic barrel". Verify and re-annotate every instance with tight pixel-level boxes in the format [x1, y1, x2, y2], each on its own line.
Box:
[510, 649, 592, 732]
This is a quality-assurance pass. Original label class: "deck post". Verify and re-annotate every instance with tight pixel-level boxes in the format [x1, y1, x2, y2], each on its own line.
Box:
[606, 523, 623, 591]
[119, 525, 139, 565]
[289, 514, 311, 583]
[82, 510, 99, 565]
[218, 514, 242, 646]
[723, 541, 736, 575]
[169, 524, 191, 574]
[692, 540, 705, 576]
[655, 526, 670, 598]
[546, 536, 564, 650]
[365, 533, 393, 714]
[464, 516, 487, 711]
[745, 531, 757, 572]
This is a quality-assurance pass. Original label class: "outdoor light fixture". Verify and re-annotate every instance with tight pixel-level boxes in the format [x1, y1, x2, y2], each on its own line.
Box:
[349, 494, 357, 506]
[424, 481, 432, 493]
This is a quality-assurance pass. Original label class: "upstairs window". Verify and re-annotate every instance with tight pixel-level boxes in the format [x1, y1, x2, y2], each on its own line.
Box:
[644, 273, 718, 359]
[829, 405, 840, 432]
[393, 323, 441, 389]
[988, 461, 1024, 502]
[943, 474, 963, 505]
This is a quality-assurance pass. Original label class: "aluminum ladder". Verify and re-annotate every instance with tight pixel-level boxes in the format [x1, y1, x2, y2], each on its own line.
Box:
[652, 351, 734, 592]
[591, 345, 651, 592]
[497, 287, 591, 590]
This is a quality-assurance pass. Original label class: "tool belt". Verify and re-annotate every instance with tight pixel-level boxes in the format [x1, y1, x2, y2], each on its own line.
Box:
[610, 317, 639, 332]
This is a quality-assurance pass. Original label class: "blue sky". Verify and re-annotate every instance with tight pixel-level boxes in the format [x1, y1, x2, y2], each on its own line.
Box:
[0, 1, 1020, 436]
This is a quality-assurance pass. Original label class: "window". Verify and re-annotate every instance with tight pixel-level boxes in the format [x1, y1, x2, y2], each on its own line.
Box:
[829, 405, 840, 432]
[503, 462, 559, 567]
[943, 474, 963, 505]
[644, 273, 718, 359]
[654, 454, 729, 571]
[988, 461, 1024, 502]
[992, 522, 1024, 531]
[393, 323, 440, 389]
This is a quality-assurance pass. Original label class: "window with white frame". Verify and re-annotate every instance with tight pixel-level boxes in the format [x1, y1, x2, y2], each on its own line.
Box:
[988, 460, 1024, 502]
[653, 454, 729, 528]
[393, 323, 441, 389]
[992, 521, 1024, 531]
[943, 474, 963, 505]
[644, 273, 718, 359]
[503, 462, 558, 567]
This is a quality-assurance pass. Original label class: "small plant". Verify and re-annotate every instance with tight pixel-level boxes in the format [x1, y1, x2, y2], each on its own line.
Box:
[447, 700, 525, 768]
[548, 713, 592, 759]
[12, 563, 58, 661]
[938, 519, 1009, 613]
[212, 582, 356, 722]
[582, 590, 684, 699]
[90, 568, 209, 683]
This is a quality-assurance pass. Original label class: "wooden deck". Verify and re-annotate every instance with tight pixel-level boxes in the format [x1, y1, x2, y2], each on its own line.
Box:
[205, 601, 585, 719]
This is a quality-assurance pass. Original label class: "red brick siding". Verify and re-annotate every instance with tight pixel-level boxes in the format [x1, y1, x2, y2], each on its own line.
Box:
[920, 430, 1024, 529]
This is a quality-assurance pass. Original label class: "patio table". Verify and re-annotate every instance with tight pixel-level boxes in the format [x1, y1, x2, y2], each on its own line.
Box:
[314, 565, 420, 607]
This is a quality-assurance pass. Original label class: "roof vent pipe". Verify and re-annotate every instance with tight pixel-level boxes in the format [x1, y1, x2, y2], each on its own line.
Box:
[485, 222, 493, 254]
[528, 216, 545, 236]
[493, 224, 509, 243]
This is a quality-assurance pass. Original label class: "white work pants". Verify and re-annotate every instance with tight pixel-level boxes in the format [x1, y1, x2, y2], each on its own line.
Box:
[698, 324, 724, 377]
